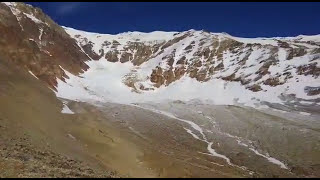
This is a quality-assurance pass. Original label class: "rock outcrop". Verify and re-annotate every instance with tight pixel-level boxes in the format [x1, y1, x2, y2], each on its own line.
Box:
[0, 2, 90, 90]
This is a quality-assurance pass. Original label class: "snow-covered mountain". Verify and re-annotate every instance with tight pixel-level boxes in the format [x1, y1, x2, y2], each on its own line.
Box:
[55, 26, 320, 108]
[1, 2, 319, 109]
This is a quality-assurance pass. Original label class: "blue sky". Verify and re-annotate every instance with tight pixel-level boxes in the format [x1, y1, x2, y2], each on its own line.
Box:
[26, 2, 320, 38]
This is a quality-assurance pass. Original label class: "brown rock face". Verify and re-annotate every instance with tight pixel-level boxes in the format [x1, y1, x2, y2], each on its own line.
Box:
[81, 41, 104, 60]
[105, 51, 119, 62]
[256, 61, 274, 76]
[125, 42, 154, 65]
[120, 52, 133, 63]
[161, 33, 189, 50]
[263, 77, 284, 87]
[247, 84, 263, 92]
[102, 41, 161, 65]
[0, 2, 90, 90]
[296, 62, 320, 77]
[150, 67, 165, 88]
[287, 48, 307, 60]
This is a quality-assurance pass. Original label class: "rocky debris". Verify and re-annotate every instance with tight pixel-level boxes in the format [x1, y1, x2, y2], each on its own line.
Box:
[122, 72, 142, 93]
[0, 137, 117, 178]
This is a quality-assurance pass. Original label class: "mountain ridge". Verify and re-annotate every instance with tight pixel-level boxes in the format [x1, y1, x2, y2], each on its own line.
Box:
[1, 2, 319, 110]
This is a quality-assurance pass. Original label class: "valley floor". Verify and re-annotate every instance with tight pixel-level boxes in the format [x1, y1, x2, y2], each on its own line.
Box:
[1, 98, 319, 177]
[53, 100, 320, 177]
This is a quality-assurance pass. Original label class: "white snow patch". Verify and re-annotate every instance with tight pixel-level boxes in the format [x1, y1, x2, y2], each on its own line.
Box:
[249, 148, 288, 169]
[61, 104, 74, 114]
[23, 12, 43, 24]
[128, 104, 245, 169]
[28, 70, 38, 79]
[272, 109, 287, 113]
[184, 128, 201, 140]
[237, 140, 249, 147]
[39, 28, 43, 40]
[300, 101, 313, 105]
[299, 111, 311, 116]
[67, 133, 76, 140]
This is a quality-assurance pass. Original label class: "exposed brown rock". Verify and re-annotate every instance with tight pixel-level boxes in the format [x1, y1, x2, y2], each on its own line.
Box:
[176, 56, 186, 65]
[194, 60, 202, 67]
[174, 66, 186, 80]
[184, 44, 193, 51]
[263, 77, 284, 87]
[81, 42, 103, 60]
[277, 40, 290, 48]
[120, 52, 133, 63]
[247, 84, 263, 92]
[189, 68, 198, 79]
[296, 62, 320, 77]
[0, 3, 90, 90]
[105, 51, 119, 62]
[287, 48, 307, 60]
[124, 42, 154, 65]
[161, 33, 189, 50]
[195, 69, 209, 82]
[256, 61, 273, 76]
[150, 66, 165, 87]
[213, 62, 224, 71]
[163, 69, 175, 86]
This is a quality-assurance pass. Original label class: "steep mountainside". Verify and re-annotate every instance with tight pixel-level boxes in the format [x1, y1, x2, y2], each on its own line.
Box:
[0, 2, 89, 90]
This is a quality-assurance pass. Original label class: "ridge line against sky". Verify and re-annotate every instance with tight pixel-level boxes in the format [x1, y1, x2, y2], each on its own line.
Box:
[25, 2, 320, 38]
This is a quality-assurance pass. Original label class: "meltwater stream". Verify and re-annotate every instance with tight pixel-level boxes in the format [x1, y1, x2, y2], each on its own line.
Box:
[129, 104, 247, 170]
[129, 103, 292, 176]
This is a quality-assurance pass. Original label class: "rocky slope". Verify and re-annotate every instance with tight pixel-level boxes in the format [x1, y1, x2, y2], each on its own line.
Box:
[0, 2, 89, 90]
[0, 59, 118, 178]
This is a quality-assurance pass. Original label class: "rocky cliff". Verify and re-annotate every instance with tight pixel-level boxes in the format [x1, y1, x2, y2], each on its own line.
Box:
[0, 2, 90, 90]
